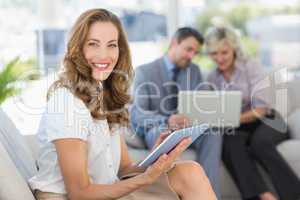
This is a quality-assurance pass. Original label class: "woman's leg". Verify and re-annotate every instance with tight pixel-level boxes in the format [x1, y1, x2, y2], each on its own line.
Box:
[34, 190, 68, 200]
[167, 161, 217, 200]
[222, 129, 268, 200]
[249, 118, 300, 200]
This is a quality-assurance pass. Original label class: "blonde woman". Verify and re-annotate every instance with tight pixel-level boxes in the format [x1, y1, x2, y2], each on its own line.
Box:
[205, 25, 300, 200]
[29, 9, 216, 200]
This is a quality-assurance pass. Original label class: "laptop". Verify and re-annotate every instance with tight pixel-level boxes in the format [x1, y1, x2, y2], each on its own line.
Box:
[178, 91, 242, 128]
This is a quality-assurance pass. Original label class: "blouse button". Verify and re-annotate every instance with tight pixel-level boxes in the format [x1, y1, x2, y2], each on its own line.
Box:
[108, 164, 113, 168]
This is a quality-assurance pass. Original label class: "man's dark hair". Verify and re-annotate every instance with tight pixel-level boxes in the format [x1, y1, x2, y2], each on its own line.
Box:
[173, 27, 204, 45]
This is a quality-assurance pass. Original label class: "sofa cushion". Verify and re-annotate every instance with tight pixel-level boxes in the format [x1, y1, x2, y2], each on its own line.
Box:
[287, 109, 300, 140]
[0, 141, 36, 200]
[0, 108, 37, 180]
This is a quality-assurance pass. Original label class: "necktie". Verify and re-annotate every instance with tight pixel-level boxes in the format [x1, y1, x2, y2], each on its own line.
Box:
[169, 67, 180, 112]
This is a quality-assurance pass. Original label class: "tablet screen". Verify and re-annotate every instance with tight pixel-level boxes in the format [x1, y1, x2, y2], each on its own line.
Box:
[138, 124, 209, 168]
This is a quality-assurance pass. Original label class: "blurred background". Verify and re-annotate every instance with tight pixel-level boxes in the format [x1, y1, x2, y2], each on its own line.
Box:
[0, 0, 299, 135]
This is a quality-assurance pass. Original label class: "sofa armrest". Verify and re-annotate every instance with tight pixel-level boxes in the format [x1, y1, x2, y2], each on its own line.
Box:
[288, 109, 300, 140]
[24, 134, 39, 161]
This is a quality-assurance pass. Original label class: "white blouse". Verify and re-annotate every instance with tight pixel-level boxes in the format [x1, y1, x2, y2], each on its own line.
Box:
[29, 88, 121, 194]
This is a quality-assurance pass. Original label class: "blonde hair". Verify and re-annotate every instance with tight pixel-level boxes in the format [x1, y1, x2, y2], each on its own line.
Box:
[47, 8, 133, 128]
[205, 25, 246, 60]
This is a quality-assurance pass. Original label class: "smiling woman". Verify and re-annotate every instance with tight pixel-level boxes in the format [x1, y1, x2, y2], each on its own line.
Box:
[28, 8, 216, 200]
[83, 22, 119, 81]
[46, 8, 132, 125]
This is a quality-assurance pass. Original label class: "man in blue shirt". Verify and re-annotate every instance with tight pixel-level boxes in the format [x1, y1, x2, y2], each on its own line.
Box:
[130, 27, 222, 198]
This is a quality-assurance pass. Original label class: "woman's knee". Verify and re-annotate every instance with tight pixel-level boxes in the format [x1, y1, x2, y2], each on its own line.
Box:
[168, 161, 216, 198]
[250, 132, 273, 151]
[168, 161, 206, 187]
[179, 161, 204, 173]
[249, 133, 279, 159]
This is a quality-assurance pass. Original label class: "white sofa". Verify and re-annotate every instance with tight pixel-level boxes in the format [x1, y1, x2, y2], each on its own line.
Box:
[0, 78, 300, 200]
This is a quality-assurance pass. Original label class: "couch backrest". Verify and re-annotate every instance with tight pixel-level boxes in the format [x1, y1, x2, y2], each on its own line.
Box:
[259, 77, 300, 119]
[287, 78, 300, 112]
[0, 108, 37, 180]
[0, 108, 37, 200]
[0, 139, 36, 200]
[24, 134, 39, 161]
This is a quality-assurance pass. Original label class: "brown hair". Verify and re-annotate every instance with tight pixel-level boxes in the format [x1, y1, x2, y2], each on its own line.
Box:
[47, 8, 133, 127]
[173, 27, 204, 45]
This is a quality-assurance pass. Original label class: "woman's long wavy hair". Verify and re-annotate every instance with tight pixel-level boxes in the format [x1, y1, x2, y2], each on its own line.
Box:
[47, 8, 133, 128]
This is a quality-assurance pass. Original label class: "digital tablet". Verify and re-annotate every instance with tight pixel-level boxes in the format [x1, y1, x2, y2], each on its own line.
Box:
[138, 124, 209, 168]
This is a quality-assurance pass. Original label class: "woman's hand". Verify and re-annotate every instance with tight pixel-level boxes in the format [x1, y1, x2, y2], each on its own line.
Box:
[240, 107, 267, 124]
[140, 137, 192, 185]
[152, 130, 172, 150]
